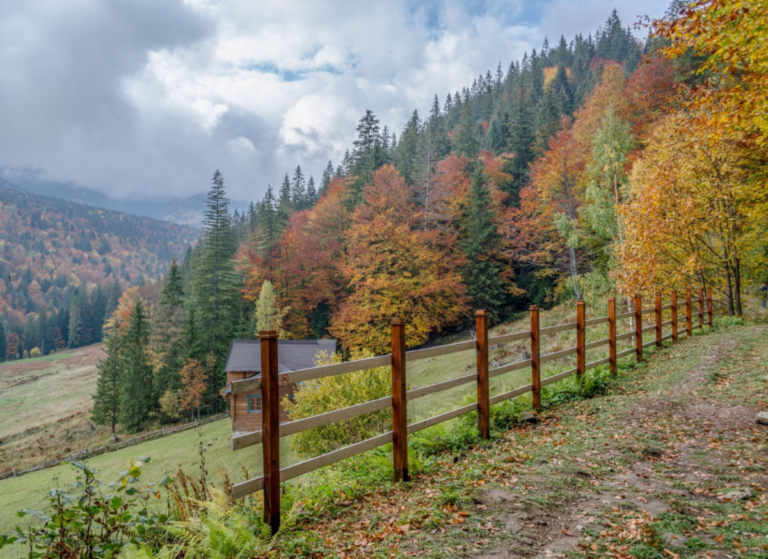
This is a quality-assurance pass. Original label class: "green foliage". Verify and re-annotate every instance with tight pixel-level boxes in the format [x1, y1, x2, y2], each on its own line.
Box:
[119, 489, 272, 559]
[254, 280, 288, 336]
[460, 164, 507, 319]
[285, 350, 391, 458]
[0, 459, 170, 559]
[189, 171, 242, 410]
[118, 302, 155, 433]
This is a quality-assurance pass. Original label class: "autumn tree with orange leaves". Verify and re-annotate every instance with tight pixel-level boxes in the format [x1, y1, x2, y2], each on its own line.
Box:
[330, 165, 468, 352]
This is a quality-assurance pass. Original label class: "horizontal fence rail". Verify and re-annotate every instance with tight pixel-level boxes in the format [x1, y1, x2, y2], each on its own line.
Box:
[228, 288, 715, 533]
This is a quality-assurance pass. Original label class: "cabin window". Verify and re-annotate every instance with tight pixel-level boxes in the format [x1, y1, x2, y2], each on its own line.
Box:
[247, 395, 262, 413]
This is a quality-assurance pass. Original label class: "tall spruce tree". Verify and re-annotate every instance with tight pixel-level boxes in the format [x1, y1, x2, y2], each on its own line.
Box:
[460, 165, 507, 319]
[190, 171, 240, 411]
[155, 258, 185, 397]
[291, 165, 306, 210]
[506, 88, 536, 205]
[68, 288, 92, 348]
[320, 161, 334, 196]
[453, 100, 479, 158]
[306, 176, 317, 206]
[118, 301, 154, 432]
[91, 332, 123, 435]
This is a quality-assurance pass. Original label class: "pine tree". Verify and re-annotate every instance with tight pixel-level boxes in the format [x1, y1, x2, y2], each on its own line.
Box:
[306, 176, 317, 206]
[320, 161, 334, 196]
[155, 258, 185, 396]
[536, 86, 562, 153]
[506, 88, 536, 204]
[279, 173, 292, 210]
[68, 289, 93, 348]
[453, 100, 479, 158]
[91, 332, 122, 435]
[190, 171, 240, 411]
[460, 165, 507, 318]
[291, 165, 306, 210]
[118, 301, 154, 432]
[396, 110, 421, 184]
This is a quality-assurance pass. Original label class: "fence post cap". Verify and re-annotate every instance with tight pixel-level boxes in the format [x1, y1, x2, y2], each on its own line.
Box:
[529, 305, 539, 311]
[390, 317, 404, 325]
[475, 309, 489, 317]
[258, 330, 278, 338]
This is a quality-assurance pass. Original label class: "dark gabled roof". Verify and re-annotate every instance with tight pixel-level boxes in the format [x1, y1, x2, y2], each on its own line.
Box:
[225, 339, 337, 375]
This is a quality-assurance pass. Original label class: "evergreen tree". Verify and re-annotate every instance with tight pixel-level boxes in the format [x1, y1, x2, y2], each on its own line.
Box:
[291, 165, 306, 210]
[91, 332, 122, 435]
[155, 258, 185, 397]
[306, 176, 317, 206]
[460, 165, 507, 319]
[453, 100, 479, 158]
[278, 173, 292, 211]
[320, 161, 334, 196]
[535, 86, 563, 153]
[68, 289, 93, 348]
[190, 171, 240, 411]
[506, 88, 536, 204]
[118, 301, 154, 432]
[396, 111, 421, 184]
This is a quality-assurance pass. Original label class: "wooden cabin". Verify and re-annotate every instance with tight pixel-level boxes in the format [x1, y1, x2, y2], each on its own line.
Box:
[222, 339, 337, 435]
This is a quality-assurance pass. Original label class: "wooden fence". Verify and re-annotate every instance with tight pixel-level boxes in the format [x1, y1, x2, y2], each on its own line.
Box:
[0, 412, 229, 482]
[230, 288, 715, 533]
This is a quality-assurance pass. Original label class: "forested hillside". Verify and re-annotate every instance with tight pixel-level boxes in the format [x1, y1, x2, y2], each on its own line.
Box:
[86, 12, 649, 431]
[89, 2, 768, 435]
[0, 185, 198, 360]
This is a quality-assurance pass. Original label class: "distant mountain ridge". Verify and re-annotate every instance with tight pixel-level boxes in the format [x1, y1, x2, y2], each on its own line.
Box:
[0, 174, 250, 228]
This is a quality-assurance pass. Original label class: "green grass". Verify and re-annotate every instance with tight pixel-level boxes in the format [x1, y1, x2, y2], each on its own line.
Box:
[0, 417, 301, 558]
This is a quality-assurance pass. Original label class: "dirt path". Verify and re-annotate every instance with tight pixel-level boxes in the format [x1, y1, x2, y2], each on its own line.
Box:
[271, 324, 768, 558]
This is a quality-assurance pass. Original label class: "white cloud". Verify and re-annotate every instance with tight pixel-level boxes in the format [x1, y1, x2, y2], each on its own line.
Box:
[0, 0, 669, 202]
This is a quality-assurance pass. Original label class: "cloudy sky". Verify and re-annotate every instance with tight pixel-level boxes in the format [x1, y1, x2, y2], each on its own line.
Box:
[0, 0, 669, 203]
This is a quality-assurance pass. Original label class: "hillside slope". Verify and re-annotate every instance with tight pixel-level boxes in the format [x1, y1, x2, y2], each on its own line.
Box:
[0, 185, 198, 357]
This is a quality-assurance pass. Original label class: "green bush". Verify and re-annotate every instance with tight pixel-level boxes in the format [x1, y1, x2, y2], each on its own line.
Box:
[29, 347, 42, 358]
[0, 459, 170, 558]
[285, 350, 391, 458]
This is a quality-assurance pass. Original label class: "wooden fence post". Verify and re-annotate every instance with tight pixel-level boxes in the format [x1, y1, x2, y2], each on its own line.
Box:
[391, 317, 409, 482]
[671, 291, 678, 343]
[634, 295, 643, 362]
[475, 310, 490, 439]
[530, 306, 541, 411]
[260, 329, 280, 535]
[608, 297, 617, 376]
[576, 300, 586, 381]
[699, 288, 705, 329]
[655, 292, 662, 348]
[707, 287, 713, 326]
[686, 288, 693, 337]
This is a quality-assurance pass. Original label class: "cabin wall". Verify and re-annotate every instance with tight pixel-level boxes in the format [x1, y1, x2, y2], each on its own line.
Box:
[227, 372, 296, 434]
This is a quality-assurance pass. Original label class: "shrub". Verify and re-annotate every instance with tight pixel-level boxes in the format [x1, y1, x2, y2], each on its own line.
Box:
[0, 459, 170, 558]
[285, 350, 390, 458]
[29, 347, 42, 358]
[22, 349, 29, 359]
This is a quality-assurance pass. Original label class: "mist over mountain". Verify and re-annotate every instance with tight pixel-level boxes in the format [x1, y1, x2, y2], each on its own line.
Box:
[0, 172, 250, 228]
